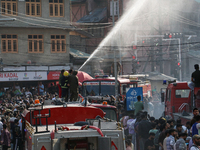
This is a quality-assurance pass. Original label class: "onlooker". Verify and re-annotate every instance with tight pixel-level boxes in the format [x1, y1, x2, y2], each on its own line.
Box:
[163, 129, 170, 150]
[166, 129, 177, 150]
[192, 115, 200, 136]
[127, 114, 136, 144]
[1, 124, 11, 150]
[190, 134, 200, 150]
[134, 95, 144, 115]
[149, 122, 158, 135]
[144, 132, 155, 150]
[175, 133, 187, 150]
[138, 113, 152, 150]
[148, 97, 154, 116]
[125, 139, 132, 150]
[38, 82, 44, 95]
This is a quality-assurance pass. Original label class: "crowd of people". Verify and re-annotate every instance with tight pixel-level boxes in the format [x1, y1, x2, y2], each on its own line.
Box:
[0, 69, 80, 150]
[121, 96, 200, 150]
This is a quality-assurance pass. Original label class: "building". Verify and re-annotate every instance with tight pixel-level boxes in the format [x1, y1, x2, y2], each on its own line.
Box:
[0, 0, 71, 66]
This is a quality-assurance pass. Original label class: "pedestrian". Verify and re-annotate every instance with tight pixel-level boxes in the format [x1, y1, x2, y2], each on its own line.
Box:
[61, 71, 69, 102]
[163, 129, 170, 150]
[134, 95, 144, 115]
[148, 97, 154, 116]
[12, 119, 22, 150]
[138, 113, 152, 150]
[192, 115, 200, 136]
[189, 64, 200, 90]
[125, 139, 132, 150]
[1, 124, 11, 150]
[166, 129, 177, 150]
[175, 133, 187, 150]
[127, 114, 136, 144]
[68, 70, 79, 102]
[158, 123, 170, 150]
[149, 122, 158, 135]
[144, 132, 156, 150]
[38, 82, 44, 95]
[190, 134, 200, 150]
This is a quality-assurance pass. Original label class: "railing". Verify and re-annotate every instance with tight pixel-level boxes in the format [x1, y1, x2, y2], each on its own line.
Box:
[178, 103, 189, 114]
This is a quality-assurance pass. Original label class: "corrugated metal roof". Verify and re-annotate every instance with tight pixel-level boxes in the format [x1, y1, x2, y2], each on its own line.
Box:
[70, 48, 90, 58]
[77, 7, 107, 23]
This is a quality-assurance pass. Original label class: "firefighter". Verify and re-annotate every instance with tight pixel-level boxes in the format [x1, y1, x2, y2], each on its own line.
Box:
[61, 71, 69, 102]
[69, 70, 79, 102]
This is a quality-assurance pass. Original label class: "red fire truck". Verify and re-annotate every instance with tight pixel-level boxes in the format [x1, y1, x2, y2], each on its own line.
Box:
[163, 81, 200, 124]
[22, 104, 126, 150]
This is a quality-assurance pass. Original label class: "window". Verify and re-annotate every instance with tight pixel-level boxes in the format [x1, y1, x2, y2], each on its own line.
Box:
[1, 0, 17, 15]
[175, 90, 190, 98]
[110, 1, 118, 16]
[167, 89, 171, 101]
[1, 34, 18, 53]
[49, 0, 64, 17]
[51, 35, 66, 53]
[26, 0, 41, 16]
[28, 35, 43, 53]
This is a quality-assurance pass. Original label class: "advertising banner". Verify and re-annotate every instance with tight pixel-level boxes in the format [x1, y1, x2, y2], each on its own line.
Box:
[0, 72, 47, 81]
[126, 87, 143, 111]
[47, 71, 60, 80]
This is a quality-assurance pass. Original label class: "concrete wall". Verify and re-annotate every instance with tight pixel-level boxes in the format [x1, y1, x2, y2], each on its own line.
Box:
[0, 28, 70, 65]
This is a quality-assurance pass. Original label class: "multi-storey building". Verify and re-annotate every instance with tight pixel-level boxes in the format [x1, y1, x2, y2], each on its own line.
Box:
[0, 0, 71, 66]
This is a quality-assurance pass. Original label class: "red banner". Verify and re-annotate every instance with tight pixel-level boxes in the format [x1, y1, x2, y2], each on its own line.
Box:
[47, 71, 60, 80]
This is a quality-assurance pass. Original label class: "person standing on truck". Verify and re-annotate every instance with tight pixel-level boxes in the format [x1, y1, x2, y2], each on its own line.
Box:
[61, 71, 69, 102]
[134, 95, 144, 115]
[68, 70, 79, 102]
[189, 64, 200, 90]
[58, 69, 65, 98]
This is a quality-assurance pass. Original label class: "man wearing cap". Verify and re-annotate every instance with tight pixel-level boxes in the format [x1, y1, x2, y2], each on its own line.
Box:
[190, 134, 200, 150]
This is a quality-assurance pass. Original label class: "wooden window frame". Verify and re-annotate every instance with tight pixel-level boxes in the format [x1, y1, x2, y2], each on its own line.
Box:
[28, 35, 44, 53]
[1, 34, 18, 53]
[1, 0, 18, 16]
[25, 0, 41, 17]
[49, 0, 64, 17]
[51, 35, 66, 53]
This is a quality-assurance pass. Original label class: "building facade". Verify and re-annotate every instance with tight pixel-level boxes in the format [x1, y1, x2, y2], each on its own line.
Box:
[0, 0, 70, 66]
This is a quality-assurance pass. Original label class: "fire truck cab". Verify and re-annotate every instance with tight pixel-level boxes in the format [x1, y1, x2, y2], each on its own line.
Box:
[163, 81, 200, 123]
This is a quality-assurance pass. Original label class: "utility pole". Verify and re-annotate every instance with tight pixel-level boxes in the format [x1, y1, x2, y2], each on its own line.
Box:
[112, 0, 118, 99]
[158, 1, 163, 73]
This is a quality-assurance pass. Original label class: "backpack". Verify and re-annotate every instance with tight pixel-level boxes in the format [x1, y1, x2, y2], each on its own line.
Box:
[154, 130, 160, 146]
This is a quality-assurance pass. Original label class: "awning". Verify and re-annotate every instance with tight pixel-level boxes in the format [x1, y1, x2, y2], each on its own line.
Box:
[70, 48, 90, 59]
[77, 7, 107, 23]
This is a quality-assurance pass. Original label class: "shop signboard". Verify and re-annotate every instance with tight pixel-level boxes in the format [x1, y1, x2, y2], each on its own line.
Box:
[0, 72, 47, 81]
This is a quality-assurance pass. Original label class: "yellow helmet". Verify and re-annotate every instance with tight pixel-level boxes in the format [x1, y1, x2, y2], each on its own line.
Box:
[64, 71, 69, 76]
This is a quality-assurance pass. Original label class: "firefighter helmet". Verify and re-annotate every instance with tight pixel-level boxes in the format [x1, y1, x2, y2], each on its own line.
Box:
[64, 71, 69, 77]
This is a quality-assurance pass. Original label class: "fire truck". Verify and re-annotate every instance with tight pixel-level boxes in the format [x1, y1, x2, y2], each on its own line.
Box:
[22, 104, 126, 150]
[163, 81, 200, 124]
